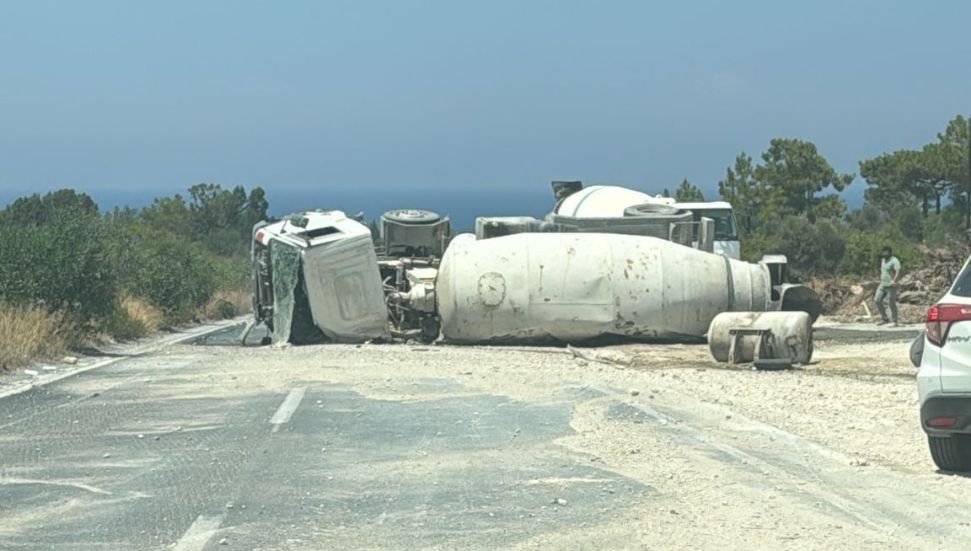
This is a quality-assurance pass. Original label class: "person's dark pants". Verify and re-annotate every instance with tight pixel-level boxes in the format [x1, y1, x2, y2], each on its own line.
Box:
[875, 285, 898, 323]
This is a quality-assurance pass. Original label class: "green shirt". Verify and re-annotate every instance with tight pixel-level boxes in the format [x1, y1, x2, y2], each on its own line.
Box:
[880, 256, 901, 287]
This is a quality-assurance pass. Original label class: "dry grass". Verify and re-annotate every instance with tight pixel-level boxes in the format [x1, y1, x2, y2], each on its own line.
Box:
[121, 296, 164, 334]
[204, 289, 251, 320]
[0, 303, 70, 371]
[99, 296, 165, 341]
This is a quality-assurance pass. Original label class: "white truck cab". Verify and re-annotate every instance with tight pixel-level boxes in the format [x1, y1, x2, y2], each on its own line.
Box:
[672, 201, 741, 260]
[252, 210, 390, 344]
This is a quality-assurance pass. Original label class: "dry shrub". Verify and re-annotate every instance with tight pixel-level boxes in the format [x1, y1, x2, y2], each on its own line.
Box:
[121, 296, 164, 334]
[0, 303, 70, 371]
[204, 289, 251, 320]
[101, 296, 165, 340]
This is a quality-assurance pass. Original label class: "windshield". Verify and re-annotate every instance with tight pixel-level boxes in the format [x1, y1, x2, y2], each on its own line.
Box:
[689, 208, 738, 241]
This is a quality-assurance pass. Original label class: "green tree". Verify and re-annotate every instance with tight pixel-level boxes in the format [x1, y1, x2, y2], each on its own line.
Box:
[184, 183, 270, 253]
[718, 153, 761, 233]
[859, 149, 944, 216]
[139, 195, 194, 239]
[936, 116, 971, 227]
[754, 139, 853, 222]
[674, 179, 704, 202]
[0, 189, 98, 227]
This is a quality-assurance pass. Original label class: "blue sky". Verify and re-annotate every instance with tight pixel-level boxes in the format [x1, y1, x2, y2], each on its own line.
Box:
[1, 0, 969, 210]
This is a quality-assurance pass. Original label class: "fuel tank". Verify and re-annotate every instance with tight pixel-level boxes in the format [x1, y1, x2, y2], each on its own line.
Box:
[436, 233, 778, 344]
[707, 311, 813, 364]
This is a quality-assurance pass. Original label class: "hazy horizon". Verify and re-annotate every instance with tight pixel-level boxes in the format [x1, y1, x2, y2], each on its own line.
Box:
[2, 1, 969, 209]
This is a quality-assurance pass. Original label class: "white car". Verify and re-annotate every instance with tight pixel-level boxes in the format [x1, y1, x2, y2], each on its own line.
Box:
[917, 256, 971, 470]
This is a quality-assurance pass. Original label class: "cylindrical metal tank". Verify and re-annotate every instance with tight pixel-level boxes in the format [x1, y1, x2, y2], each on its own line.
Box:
[707, 311, 813, 364]
[554, 185, 664, 218]
[437, 233, 774, 344]
[447, 233, 477, 250]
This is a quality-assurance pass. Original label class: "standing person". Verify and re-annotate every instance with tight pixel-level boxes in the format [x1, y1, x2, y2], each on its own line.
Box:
[875, 246, 902, 326]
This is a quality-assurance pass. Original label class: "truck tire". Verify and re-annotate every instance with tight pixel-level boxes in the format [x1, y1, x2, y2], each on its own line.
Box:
[928, 435, 971, 471]
[382, 209, 441, 225]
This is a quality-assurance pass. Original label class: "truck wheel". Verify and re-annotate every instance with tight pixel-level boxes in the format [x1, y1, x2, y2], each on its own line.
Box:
[382, 209, 441, 225]
[928, 435, 971, 471]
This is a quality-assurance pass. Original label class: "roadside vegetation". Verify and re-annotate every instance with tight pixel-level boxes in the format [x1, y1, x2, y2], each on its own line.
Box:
[667, 116, 970, 281]
[0, 184, 267, 370]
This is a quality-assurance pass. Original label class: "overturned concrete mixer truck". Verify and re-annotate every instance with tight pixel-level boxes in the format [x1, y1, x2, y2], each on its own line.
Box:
[250, 182, 821, 345]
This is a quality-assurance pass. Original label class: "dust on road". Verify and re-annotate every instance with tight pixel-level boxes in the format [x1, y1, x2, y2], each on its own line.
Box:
[1, 321, 966, 550]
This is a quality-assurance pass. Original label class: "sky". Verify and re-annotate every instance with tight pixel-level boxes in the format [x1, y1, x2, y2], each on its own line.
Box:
[1, 0, 970, 217]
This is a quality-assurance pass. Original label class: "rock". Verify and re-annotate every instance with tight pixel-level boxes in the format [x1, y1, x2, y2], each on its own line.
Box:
[898, 290, 930, 304]
[62, 356, 79, 365]
[551, 498, 567, 506]
[24, 369, 39, 377]
[219, 537, 228, 545]
[103, 453, 112, 459]
[40, 365, 57, 372]
[629, 389, 640, 396]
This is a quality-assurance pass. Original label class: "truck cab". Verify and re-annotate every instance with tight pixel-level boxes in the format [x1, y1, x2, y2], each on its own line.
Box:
[671, 201, 741, 259]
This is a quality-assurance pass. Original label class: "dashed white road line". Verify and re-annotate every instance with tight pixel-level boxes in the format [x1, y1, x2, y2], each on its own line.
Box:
[171, 514, 224, 551]
[270, 387, 306, 432]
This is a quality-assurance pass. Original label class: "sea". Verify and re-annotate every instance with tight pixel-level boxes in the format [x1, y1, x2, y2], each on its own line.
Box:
[0, 186, 558, 233]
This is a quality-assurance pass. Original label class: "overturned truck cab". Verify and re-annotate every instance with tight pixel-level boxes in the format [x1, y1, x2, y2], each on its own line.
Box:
[252, 209, 449, 345]
[252, 211, 391, 344]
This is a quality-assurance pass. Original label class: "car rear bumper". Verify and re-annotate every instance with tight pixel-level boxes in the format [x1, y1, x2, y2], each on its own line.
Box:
[921, 394, 971, 435]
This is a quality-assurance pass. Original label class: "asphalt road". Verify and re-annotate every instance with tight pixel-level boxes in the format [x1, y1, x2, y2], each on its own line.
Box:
[0, 322, 969, 550]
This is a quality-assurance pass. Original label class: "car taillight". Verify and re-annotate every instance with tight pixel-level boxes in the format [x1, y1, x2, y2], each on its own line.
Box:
[926, 303, 971, 346]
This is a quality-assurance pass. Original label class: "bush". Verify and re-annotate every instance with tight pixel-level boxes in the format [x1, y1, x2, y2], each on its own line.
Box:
[127, 235, 218, 321]
[924, 209, 968, 248]
[0, 214, 116, 323]
[744, 216, 847, 279]
[839, 230, 917, 276]
[100, 296, 164, 340]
